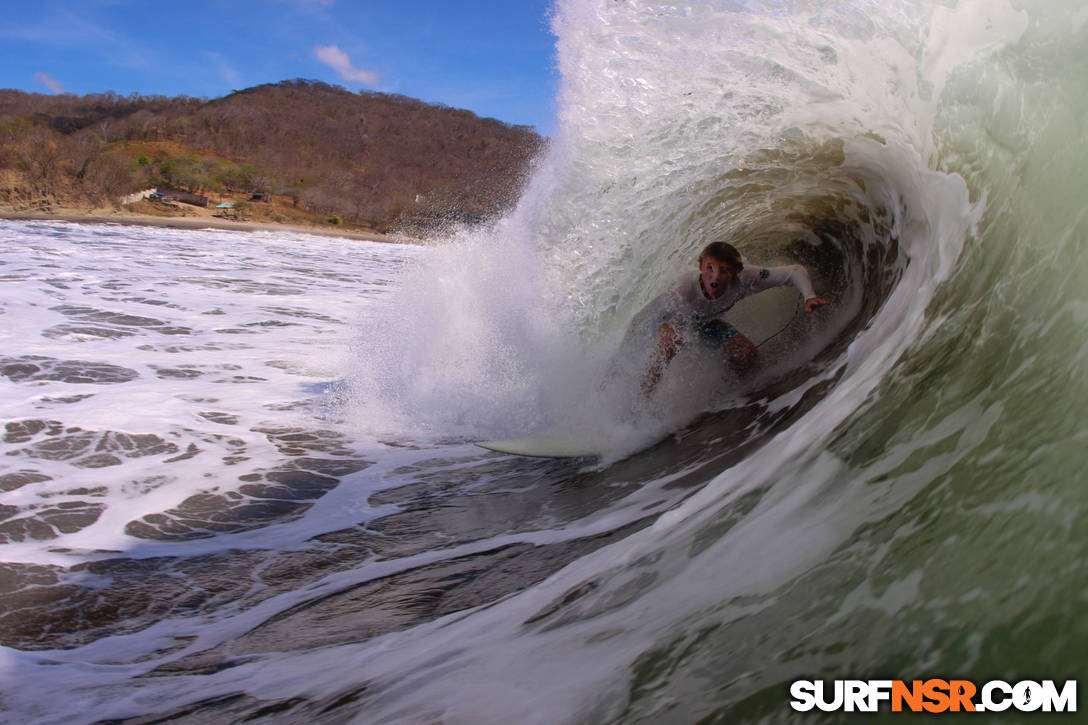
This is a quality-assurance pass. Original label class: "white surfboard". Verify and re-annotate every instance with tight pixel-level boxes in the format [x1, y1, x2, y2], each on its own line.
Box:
[478, 416, 645, 459]
[477, 431, 607, 458]
[723, 284, 800, 347]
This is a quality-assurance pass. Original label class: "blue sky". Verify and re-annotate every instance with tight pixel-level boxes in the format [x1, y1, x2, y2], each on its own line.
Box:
[0, 0, 560, 134]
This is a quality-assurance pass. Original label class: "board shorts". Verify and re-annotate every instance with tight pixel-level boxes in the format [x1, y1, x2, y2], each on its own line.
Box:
[696, 318, 740, 347]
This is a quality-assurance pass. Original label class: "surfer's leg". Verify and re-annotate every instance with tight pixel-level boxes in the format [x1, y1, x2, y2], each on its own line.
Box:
[641, 323, 682, 394]
[723, 333, 758, 375]
[699, 319, 757, 376]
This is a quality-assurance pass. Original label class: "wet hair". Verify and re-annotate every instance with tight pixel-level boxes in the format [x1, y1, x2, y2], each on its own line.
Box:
[698, 241, 743, 272]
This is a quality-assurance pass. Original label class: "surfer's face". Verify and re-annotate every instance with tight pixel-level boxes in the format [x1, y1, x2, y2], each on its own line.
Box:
[698, 256, 737, 299]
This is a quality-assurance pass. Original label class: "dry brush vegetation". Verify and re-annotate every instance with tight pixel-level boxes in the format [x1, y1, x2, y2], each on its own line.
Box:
[0, 79, 545, 233]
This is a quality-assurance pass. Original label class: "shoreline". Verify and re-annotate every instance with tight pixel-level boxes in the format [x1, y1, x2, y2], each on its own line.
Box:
[0, 208, 418, 245]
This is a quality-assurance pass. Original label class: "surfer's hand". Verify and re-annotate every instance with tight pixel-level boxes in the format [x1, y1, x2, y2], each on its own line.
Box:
[804, 296, 829, 313]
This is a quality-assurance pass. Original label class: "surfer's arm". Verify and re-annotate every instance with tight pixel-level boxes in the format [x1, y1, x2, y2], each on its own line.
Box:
[752, 265, 828, 312]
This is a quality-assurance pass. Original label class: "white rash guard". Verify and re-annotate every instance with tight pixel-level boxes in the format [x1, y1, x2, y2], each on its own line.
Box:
[629, 264, 816, 337]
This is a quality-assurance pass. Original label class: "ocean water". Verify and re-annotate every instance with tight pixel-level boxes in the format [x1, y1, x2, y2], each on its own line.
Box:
[2, 0, 1087, 722]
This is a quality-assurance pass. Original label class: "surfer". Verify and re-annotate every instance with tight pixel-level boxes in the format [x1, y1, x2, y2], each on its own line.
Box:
[635, 241, 829, 393]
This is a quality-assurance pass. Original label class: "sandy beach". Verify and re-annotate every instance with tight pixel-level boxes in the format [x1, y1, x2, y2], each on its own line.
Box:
[0, 204, 415, 244]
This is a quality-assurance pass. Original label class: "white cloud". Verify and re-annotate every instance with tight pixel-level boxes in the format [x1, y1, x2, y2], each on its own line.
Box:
[32, 72, 64, 94]
[205, 52, 241, 87]
[9, 10, 152, 71]
[314, 44, 380, 86]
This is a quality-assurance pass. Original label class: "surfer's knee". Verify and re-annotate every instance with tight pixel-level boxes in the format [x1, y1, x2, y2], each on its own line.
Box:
[724, 334, 757, 374]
